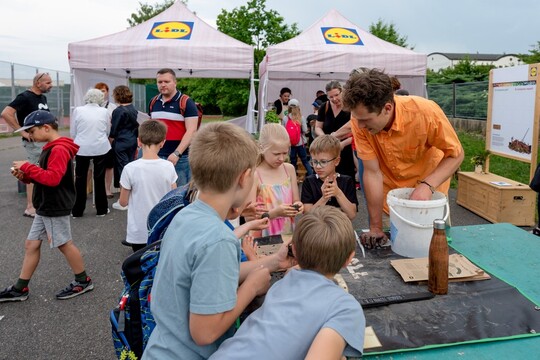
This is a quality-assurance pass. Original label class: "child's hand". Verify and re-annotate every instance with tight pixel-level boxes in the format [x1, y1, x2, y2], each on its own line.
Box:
[277, 203, 297, 218]
[241, 201, 268, 221]
[12, 160, 28, 171]
[241, 235, 259, 261]
[246, 217, 269, 232]
[245, 265, 271, 297]
[11, 161, 27, 180]
[275, 238, 297, 270]
[322, 175, 338, 200]
[292, 201, 304, 214]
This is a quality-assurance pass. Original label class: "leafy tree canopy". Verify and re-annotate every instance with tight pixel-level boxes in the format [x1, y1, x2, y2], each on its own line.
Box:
[427, 57, 494, 84]
[127, 0, 178, 27]
[127, 0, 300, 116]
[519, 41, 540, 64]
[216, 0, 300, 72]
[369, 19, 413, 49]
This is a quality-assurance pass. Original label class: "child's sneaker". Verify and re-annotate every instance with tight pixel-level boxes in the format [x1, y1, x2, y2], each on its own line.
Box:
[0, 285, 29, 302]
[112, 201, 128, 211]
[55, 277, 94, 300]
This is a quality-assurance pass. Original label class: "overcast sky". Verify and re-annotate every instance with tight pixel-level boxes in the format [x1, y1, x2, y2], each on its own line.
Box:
[1, 0, 538, 72]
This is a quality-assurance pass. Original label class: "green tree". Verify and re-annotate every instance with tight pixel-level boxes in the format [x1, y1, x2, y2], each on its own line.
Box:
[127, 0, 177, 27]
[519, 41, 540, 64]
[216, 0, 300, 73]
[369, 19, 413, 49]
[427, 57, 494, 84]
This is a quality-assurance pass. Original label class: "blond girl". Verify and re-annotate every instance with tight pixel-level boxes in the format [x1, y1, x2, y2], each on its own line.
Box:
[252, 123, 304, 236]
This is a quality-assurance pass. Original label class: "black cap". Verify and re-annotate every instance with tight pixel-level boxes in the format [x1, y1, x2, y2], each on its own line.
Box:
[15, 110, 56, 133]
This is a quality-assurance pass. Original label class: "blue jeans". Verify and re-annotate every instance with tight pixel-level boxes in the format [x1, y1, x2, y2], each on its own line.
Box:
[159, 154, 191, 187]
[290, 145, 313, 176]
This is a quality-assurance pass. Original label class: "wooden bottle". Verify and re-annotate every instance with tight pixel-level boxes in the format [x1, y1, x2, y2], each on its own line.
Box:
[428, 219, 449, 295]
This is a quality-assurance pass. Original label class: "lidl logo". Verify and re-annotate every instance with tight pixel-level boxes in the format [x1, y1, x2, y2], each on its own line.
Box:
[321, 27, 363, 45]
[147, 21, 194, 40]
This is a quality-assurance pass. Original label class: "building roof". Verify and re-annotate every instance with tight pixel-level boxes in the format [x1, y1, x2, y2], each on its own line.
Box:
[428, 52, 519, 61]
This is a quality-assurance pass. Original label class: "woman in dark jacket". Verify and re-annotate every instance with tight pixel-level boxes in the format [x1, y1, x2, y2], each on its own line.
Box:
[109, 85, 138, 190]
[315, 80, 356, 179]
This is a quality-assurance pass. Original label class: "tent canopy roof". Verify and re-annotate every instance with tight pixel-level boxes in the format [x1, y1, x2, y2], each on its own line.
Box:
[68, 1, 254, 79]
[260, 9, 426, 79]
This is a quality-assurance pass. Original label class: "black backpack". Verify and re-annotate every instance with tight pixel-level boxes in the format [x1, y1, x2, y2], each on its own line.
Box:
[110, 185, 192, 359]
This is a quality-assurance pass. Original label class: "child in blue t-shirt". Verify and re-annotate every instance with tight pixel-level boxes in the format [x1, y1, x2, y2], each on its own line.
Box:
[142, 123, 295, 360]
[209, 206, 366, 359]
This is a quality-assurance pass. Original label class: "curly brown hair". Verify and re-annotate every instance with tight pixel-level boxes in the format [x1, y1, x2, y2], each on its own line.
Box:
[342, 69, 394, 114]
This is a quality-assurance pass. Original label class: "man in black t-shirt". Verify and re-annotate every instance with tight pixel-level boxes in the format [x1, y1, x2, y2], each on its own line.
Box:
[1, 72, 53, 217]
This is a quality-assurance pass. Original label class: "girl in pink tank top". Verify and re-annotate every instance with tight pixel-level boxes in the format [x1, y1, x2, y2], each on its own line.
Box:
[254, 124, 304, 236]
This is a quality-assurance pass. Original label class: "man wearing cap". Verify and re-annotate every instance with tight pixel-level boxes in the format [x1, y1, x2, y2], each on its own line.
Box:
[1, 110, 93, 303]
[1, 72, 53, 217]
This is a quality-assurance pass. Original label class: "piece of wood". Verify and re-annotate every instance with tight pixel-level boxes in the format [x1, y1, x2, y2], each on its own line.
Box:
[457, 171, 535, 226]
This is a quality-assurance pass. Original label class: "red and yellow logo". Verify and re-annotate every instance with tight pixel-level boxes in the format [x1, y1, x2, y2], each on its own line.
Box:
[147, 21, 194, 40]
[321, 27, 363, 45]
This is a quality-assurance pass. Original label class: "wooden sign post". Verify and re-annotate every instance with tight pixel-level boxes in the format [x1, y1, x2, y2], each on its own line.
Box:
[457, 63, 540, 226]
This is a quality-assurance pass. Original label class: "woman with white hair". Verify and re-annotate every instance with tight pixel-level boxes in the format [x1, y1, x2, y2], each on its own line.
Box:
[70, 88, 111, 217]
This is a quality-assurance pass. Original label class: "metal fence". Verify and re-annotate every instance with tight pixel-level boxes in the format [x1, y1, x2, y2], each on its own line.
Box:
[0, 61, 71, 131]
[427, 81, 488, 120]
[0, 61, 147, 133]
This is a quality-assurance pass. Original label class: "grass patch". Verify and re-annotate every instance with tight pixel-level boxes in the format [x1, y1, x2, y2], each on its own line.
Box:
[201, 115, 235, 123]
[455, 130, 534, 187]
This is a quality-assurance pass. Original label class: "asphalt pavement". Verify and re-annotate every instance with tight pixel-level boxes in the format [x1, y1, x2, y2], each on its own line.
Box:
[0, 131, 516, 359]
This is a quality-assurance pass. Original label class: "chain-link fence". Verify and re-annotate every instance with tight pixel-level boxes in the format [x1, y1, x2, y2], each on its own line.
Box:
[0, 61, 71, 131]
[427, 81, 488, 120]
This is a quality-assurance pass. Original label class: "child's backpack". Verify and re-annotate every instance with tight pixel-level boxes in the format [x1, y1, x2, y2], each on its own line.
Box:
[149, 93, 203, 129]
[110, 185, 192, 360]
[285, 117, 302, 146]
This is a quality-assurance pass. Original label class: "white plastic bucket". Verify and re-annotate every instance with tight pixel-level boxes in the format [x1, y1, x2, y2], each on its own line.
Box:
[387, 188, 449, 258]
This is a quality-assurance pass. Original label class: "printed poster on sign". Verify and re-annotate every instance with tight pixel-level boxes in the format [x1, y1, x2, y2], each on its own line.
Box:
[489, 65, 538, 161]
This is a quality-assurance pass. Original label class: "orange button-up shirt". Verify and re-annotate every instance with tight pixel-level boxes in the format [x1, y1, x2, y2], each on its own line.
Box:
[351, 95, 462, 212]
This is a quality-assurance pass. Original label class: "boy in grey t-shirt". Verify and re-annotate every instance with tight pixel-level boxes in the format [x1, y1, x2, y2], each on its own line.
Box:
[210, 206, 365, 359]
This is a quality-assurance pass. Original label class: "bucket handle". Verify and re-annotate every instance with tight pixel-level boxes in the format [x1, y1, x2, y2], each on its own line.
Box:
[389, 202, 450, 229]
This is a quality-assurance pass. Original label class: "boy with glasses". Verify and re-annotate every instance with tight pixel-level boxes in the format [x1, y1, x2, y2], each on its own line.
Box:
[301, 135, 358, 220]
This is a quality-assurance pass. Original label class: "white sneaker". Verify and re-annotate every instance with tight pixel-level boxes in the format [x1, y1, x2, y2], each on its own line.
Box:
[112, 201, 128, 211]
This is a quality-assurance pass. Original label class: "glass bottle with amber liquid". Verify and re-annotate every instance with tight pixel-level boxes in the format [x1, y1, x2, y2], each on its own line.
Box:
[428, 219, 449, 295]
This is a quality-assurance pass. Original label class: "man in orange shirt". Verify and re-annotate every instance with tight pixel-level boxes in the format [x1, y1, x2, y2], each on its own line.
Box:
[342, 69, 464, 248]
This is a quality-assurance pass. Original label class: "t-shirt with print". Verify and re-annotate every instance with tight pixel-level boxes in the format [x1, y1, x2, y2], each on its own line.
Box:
[8, 90, 49, 127]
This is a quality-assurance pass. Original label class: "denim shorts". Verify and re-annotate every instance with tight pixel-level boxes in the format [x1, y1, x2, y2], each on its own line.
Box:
[27, 215, 72, 248]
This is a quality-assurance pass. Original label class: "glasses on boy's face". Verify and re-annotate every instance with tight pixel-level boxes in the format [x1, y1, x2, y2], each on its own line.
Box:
[310, 157, 337, 168]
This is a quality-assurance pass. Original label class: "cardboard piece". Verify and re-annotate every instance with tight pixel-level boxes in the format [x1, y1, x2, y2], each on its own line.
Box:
[364, 326, 382, 349]
[391, 254, 491, 283]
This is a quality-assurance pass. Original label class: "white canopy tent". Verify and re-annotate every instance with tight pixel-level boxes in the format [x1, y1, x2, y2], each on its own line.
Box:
[258, 9, 427, 130]
[68, 1, 256, 132]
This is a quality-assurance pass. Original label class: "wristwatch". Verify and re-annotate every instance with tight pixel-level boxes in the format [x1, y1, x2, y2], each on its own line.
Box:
[173, 150, 181, 158]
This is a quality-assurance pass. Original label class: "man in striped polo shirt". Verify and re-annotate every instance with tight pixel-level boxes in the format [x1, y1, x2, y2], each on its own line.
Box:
[149, 68, 199, 186]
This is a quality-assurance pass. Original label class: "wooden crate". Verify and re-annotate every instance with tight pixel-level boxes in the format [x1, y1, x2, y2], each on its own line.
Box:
[456, 171, 536, 226]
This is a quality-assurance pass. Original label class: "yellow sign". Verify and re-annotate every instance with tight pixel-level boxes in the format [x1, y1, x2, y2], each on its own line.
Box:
[147, 21, 193, 40]
[321, 27, 363, 45]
